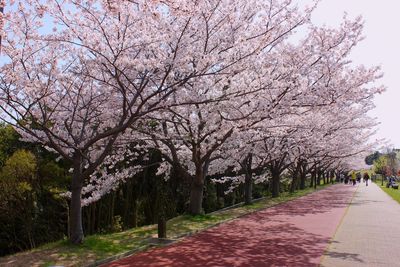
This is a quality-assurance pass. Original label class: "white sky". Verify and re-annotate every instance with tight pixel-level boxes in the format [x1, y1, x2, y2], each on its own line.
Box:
[309, 0, 400, 148]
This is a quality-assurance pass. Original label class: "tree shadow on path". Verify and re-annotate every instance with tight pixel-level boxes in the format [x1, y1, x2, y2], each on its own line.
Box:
[322, 251, 364, 264]
[105, 185, 356, 267]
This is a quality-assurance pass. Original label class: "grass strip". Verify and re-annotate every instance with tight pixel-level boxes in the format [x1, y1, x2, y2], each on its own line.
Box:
[375, 180, 400, 203]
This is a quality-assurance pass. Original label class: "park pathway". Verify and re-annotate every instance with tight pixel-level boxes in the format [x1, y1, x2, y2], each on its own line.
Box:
[321, 181, 400, 267]
[105, 184, 356, 267]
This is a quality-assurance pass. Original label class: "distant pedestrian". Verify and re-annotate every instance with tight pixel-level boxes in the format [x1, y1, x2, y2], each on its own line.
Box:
[351, 171, 357, 186]
[363, 172, 370, 186]
[356, 172, 361, 183]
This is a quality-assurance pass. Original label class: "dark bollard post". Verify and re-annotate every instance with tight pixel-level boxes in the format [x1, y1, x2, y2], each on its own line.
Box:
[158, 216, 167, 239]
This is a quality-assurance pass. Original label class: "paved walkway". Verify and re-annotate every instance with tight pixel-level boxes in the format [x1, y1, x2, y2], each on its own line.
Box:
[105, 185, 356, 267]
[321, 182, 400, 266]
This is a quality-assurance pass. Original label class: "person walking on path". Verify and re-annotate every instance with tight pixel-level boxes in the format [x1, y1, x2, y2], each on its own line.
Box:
[356, 172, 362, 183]
[363, 172, 370, 186]
[351, 171, 357, 186]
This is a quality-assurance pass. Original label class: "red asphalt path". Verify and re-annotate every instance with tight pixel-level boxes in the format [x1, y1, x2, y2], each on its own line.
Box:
[105, 184, 356, 267]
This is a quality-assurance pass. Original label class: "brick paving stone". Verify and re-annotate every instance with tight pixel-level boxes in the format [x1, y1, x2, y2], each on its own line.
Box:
[321, 182, 400, 267]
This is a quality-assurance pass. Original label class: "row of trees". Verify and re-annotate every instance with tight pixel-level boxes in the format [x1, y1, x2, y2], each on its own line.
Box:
[368, 149, 400, 178]
[0, 0, 382, 245]
[0, 122, 325, 255]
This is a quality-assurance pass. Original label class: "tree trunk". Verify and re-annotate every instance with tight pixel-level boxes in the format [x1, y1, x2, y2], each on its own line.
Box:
[189, 169, 204, 215]
[84, 206, 91, 235]
[314, 170, 318, 189]
[97, 200, 102, 231]
[244, 172, 253, 205]
[110, 191, 115, 227]
[290, 163, 302, 193]
[330, 170, 335, 184]
[317, 170, 322, 186]
[299, 172, 306, 190]
[299, 164, 307, 190]
[132, 198, 138, 228]
[90, 203, 96, 234]
[70, 153, 84, 244]
[290, 172, 298, 193]
[66, 203, 70, 239]
[310, 170, 315, 188]
[271, 168, 280, 198]
[244, 154, 253, 205]
[123, 181, 132, 228]
[336, 170, 341, 183]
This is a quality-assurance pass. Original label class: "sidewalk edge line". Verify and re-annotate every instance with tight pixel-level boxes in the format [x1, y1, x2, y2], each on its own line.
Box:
[318, 184, 359, 267]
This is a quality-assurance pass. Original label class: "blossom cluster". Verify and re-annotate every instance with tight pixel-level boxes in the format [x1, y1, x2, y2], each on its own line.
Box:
[0, 0, 383, 204]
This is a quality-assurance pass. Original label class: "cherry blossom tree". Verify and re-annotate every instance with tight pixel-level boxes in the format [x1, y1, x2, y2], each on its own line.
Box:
[0, 0, 319, 241]
[210, 16, 384, 199]
[0, 0, 385, 245]
[131, 0, 316, 215]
